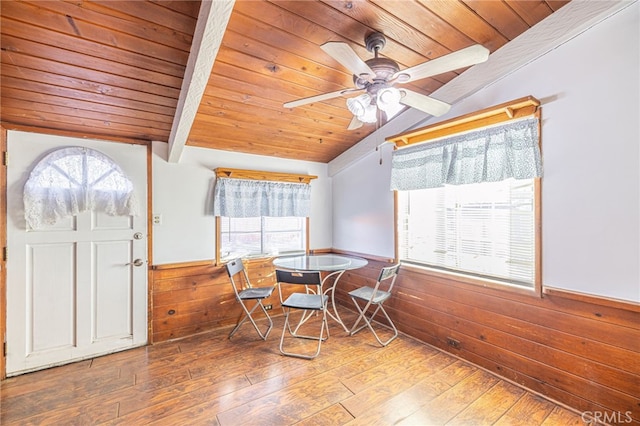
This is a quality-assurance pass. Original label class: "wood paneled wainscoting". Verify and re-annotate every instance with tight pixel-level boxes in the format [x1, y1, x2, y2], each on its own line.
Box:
[150, 256, 640, 422]
[151, 258, 279, 343]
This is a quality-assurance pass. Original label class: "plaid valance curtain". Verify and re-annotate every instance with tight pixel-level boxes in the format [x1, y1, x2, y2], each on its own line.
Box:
[390, 117, 542, 191]
[213, 177, 311, 218]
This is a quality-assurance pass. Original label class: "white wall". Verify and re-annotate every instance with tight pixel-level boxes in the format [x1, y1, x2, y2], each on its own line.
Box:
[331, 3, 640, 302]
[332, 142, 396, 259]
[152, 143, 332, 265]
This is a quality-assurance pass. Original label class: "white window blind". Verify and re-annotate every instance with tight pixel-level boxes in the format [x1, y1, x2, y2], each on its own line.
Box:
[398, 178, 535, 286]
[219, 216, 306, 261]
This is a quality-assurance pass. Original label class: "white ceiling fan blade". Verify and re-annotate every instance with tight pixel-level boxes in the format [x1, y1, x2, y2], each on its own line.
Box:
[400, 89, 451, 117]
[347, 116, 363, 130]
[321, 41, 375, 79]
[394, 44, 490, 83]
[283, 89, 355, 108]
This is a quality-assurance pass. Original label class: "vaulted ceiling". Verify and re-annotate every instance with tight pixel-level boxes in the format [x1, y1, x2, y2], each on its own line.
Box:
[1, 0, 570, 163]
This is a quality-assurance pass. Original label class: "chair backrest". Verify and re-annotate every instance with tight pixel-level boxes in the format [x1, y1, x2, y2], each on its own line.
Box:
[226, 258, 251, 295]
[275, 269, 323, 304]
[375, 264, 401, 293]
[275, 269, 322, 287]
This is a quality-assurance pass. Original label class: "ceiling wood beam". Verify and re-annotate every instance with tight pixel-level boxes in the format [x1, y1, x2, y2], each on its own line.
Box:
[167, 0, 235, 163]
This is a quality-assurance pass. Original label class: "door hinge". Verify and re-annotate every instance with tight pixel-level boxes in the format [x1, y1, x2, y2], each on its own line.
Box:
[2, 151, 7, 166]
[3, 341, 6, 357]
[2, 247, 7, 262]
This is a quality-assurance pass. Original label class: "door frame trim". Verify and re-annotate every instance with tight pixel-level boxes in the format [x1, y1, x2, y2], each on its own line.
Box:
[1, 126, 7, 380]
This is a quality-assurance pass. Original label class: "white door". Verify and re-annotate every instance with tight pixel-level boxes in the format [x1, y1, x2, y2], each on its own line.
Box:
[5, 131, 148, 376]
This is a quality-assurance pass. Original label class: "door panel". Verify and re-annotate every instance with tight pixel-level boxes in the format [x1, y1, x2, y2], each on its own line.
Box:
[6, 131, 148, 375]
[94, 239, 134, 340]
[28, 242, 76, 353]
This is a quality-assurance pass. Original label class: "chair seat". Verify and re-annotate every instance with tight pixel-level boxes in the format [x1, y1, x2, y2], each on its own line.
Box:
[349, 286, 391, 304]
[282, 293, 328, 310]
[239, 286, 274, 300]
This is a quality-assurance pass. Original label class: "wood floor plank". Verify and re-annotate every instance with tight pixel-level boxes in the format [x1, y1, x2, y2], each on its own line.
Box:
[0, 314, 584, 425]
[216, 374, 353, 425]
[1, 366, 134, 422]
[447, 380, 526, 424]
[2, 398, 120, 425]
[540, 405, 585, 425]
[494, 392, 558, 425]
[295, 403, 355, 426]
[343, 360, 480, 425]
[393, 369, 501, 425]
[339, 343, 440, 394]
[109, 375, 252, 424]
[340, 351, 457, 417]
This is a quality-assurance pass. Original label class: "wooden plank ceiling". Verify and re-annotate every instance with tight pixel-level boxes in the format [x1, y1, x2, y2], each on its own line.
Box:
[0, 0, 569, 163]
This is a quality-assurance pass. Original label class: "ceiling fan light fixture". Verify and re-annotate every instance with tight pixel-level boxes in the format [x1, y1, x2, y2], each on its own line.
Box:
[358, 103, 378, 123]
[376, 87, 401, 112]
[346, 93, 371, 117]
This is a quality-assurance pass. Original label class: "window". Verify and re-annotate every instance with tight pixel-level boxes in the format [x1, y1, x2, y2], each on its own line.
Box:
[212, 168, 316, 263]
[23, 146, 138, 229]
[388, 97, 542, 292]
[219, 216, 306, 261]
[398, 178, 536, 287]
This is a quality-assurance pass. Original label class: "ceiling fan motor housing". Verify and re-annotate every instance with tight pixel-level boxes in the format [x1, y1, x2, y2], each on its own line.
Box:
[353, 57, 400, 96]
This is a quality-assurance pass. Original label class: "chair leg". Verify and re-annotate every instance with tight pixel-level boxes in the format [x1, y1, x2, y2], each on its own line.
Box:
[229, 300, 273, 340]
[349, 299, 398, 347]
[279, 308, 329, 359]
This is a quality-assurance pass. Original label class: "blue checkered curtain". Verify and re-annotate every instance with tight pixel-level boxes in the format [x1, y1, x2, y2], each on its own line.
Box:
[390, 117, 542, 191]
[213, 177, 311, 218]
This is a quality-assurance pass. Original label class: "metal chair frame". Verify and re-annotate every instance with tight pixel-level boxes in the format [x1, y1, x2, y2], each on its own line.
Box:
[276, 269, 328, 359]
[349, 264, 400, 346]
[226, 258, 274, 340]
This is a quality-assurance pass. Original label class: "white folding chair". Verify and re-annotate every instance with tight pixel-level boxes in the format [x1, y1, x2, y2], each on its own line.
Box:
[276, 269, 328, 359]
[226, 258, 274, 340]
[349, 264, 400, 346]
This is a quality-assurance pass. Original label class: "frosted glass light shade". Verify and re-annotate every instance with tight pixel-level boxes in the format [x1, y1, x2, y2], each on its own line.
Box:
[359, 104, 378, 123]
[377, 87, 401, 112]
[346, 94, 371, 117]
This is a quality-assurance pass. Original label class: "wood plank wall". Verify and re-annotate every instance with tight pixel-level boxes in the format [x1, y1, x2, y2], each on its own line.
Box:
[151, 256, 640, 422]
[151, 259, 279, 342]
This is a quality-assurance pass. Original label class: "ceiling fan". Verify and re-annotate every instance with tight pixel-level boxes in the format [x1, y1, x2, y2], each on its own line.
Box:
[283, 32, 490, 130]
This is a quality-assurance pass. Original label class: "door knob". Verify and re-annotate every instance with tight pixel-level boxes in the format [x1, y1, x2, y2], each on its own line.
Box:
[127, 259, 144, 267]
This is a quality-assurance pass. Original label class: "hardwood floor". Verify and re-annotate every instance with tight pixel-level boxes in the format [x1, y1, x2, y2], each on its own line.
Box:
[1, 311, 584, 425]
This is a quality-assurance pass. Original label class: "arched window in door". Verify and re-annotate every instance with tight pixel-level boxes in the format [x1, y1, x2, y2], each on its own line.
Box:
[23, 146, 139, 229]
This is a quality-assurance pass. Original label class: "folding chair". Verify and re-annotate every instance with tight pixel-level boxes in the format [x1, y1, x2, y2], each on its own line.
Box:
[226, 258, 274, 340]
[276, 269, 328, 359]
[349, 264, 400, 346]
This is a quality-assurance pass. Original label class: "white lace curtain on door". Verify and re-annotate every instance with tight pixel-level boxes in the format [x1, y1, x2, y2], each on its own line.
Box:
[23, 146, 139, 229]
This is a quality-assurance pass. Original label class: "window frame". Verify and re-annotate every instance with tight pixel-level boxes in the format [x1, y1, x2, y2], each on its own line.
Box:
[213, 168, 315, 265]
[387, 97, 542, 296]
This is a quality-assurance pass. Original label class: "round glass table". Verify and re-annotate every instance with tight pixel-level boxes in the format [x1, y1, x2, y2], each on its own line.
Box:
[273, 254, 368, 332]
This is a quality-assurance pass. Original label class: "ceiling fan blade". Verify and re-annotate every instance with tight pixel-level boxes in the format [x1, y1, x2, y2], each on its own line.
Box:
[347, 116, 363, 130]
[399, 89, 451, 117]
[321, 41, 375, 79]
[394, 44, 490, 83]
[283, 89, 354, 108]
